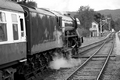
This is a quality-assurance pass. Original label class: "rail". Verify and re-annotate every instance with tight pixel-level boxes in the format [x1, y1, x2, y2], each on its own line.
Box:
[65, 36, 114, 80]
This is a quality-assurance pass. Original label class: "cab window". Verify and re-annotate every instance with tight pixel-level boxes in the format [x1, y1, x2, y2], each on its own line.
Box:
[0, 12, 7, 41]
[11, 14, 19, 40]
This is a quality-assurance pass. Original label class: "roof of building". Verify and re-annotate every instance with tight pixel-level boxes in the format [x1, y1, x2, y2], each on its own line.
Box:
[92, 21, 99, 24]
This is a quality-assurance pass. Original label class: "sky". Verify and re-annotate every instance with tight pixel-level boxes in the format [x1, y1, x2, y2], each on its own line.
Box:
[35, 0, 120, 11]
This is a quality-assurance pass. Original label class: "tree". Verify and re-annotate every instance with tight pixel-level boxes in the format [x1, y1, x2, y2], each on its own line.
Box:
[77, 6, 95, 30]
[26, 1, 37, 7]
[110, 19, 115, 30]
[75, 6, 96, 37]
[94, 12, 105, 23]
[114, 18, 120, 31]
[10, 0, 38, 7]
[102, 23, 109, 30]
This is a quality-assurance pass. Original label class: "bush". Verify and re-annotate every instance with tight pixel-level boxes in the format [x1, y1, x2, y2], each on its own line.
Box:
[78, 28, 90, 37]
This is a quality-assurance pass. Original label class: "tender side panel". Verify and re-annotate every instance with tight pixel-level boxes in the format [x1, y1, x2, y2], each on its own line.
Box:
[30, 12, 61, 54]
[31, 40, 63, 53]
[23, 7, 63, 55]
[30, 12, 56, 43]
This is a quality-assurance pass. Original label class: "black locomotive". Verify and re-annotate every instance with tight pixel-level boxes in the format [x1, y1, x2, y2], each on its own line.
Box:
[0, 0, 83, 80]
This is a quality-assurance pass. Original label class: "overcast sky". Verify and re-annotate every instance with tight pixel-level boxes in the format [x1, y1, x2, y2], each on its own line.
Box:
[35, 0, 120, 11]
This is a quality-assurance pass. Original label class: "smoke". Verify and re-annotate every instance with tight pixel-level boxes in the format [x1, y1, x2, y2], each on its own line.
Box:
[49, 52, 81, 70]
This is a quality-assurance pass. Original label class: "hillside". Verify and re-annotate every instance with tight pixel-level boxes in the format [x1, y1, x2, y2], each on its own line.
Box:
[97, 9, 120, 21]
[68, 9, 120, 21]
[68, 11, 77, 17]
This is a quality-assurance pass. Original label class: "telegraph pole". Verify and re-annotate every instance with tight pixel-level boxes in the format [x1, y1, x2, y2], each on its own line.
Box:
[109, 20, 111, 31]
[100, 19, 102, 37]
[107, 18, 111, 31]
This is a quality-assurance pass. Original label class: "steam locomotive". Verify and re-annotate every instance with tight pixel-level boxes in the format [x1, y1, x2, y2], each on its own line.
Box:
[0, 0, 83, 80]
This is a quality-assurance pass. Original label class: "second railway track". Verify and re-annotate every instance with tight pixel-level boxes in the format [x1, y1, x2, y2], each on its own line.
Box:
[65, 37, 115, 80]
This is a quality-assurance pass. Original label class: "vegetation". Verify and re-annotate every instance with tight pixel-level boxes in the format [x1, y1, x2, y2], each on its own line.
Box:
[9, 0, 38, 7]
[26, 1, 37, 7]
[114, 18, 120, 31]
[76, 6, 94, 30]
[75, 6, 94, 36]
[74, 6, 120, 37]
[75, 6, 105, 36]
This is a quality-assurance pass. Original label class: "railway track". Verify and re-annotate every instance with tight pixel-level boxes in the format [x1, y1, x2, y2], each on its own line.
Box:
[43, 34, 115, 80]
[43, 35, 115, 80]
[78, 38, 107, 54]
[78, 33, 114, 55]
[65, 38, 114, 80]
[26, 39, 111, 80]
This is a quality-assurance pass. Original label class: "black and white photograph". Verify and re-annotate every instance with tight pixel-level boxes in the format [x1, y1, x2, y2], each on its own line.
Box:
[0, 0, 120, 80]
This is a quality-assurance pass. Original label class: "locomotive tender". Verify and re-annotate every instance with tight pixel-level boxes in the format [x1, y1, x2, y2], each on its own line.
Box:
[0, 0, 83, 80]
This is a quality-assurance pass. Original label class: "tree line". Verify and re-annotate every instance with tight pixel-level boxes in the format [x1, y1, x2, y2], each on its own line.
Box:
[75, 6, 120, 37]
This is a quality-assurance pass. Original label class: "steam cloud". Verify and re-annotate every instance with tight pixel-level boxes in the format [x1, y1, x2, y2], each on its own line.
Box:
[49, 52, 81, 69]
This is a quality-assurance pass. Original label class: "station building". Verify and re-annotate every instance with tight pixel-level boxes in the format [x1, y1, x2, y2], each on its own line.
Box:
[90, 21, 99, 37]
